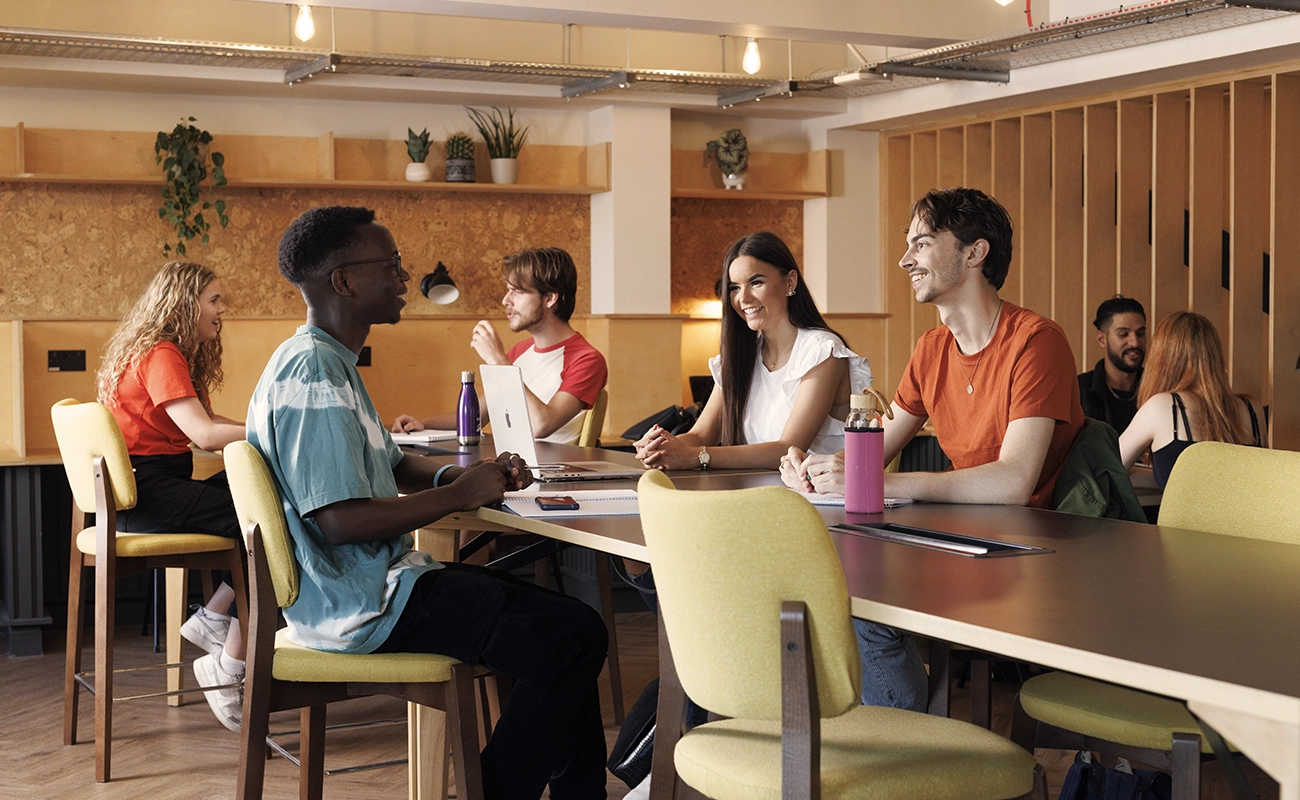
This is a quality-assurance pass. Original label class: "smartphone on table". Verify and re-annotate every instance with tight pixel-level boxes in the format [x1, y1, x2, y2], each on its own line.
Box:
[535, 495, 580, 511]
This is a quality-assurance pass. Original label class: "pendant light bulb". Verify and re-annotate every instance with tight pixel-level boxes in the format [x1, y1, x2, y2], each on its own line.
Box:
[294, 5, 316, 42]
[742, 38, 761, 75]
[995, 0, 1015, 5]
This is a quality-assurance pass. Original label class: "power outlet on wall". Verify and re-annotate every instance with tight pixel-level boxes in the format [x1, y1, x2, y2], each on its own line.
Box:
[48, 350, 87, 372]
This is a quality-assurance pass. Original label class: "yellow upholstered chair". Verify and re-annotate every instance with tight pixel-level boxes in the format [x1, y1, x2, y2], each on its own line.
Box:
[1014, 442, 1300, 799]
[223, 440, 483, 800]
[52, 398, 248, 783]
[577, 388, 609, 449]
[637, 470, 1045, 799]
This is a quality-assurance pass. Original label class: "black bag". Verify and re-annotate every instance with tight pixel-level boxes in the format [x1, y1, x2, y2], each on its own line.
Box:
[621, 406, 697, 441]
[607, 678, 658, 788]
[1058, 751, 1171, 800]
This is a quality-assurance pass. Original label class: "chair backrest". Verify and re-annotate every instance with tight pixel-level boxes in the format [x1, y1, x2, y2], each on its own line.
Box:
[577, 388, 608, 448]
[50, 398, 137, 513]
[1159, 441, 1300, 545]
[636, 470, 860, 721]
[224, 440, 300, 608]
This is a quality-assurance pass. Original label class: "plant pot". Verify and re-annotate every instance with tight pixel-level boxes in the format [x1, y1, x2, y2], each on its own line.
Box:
[490, 157, 519, 185]
[405, 162, 431, 182]
[722, 171, 747, 190]
[445, 158, 475, 183]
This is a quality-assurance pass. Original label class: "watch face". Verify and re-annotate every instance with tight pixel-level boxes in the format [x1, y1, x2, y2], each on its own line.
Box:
[699, 448, 711, 467]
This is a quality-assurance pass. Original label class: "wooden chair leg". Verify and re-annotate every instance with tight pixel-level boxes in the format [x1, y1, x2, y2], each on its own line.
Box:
[94, 544, 116, 781]
[650, 613, 689, 800]
[236, 677, 272, 800]
[971, 658, 992, 729]
[927, 639, 952, 718]
[166, 567, 189, 707]
[595, 554, 625, 724]
[448, 664, 485, 800]
[1170, 732, 1201, 800]
[64, 553, 86, 746]
[300, 706, 327, 800]
[1009, 694, 1039, 753]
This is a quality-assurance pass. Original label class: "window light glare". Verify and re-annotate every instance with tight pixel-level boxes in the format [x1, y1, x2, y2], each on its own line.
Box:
[742, 38, 761, 75]
[294, 5, 316, 42]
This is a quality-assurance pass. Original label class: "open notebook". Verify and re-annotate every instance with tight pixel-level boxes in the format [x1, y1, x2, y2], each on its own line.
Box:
[391, 430, 458, 446]
[788, 489, 912, 508]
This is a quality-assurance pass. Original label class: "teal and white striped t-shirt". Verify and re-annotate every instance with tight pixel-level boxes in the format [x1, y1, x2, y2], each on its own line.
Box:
[247, 325, 440, 653]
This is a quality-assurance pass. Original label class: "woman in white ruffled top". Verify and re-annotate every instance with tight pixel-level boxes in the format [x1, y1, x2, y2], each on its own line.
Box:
[635, 231, 871, 470]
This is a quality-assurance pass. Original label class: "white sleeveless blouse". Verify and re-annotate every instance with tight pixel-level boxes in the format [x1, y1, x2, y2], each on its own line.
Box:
[708, 328, 873, 455]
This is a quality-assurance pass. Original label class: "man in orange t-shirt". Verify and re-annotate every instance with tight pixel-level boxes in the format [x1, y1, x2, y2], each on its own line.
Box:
[788, 186, 1083, 508]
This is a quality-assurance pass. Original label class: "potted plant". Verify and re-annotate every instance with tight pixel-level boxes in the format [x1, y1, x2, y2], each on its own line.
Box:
[466, 106, 529, 185]
[154, 116, 229, 255]
[706, 128, 749, 190]
[405, 128, 432, 182]
[444, 132, 476, 183]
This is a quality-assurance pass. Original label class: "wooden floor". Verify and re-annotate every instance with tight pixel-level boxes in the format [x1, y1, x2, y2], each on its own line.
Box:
[1, 613, 1278, 799]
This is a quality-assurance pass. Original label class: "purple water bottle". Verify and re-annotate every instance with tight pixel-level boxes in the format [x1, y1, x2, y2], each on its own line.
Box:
[844, 393, 884, 514]
[457, 370, 480, 446]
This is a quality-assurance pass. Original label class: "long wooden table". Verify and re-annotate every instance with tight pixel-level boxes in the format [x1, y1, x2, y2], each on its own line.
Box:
[414, 440, 1300, 799]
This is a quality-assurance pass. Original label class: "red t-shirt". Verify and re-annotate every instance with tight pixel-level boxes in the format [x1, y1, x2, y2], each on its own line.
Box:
[109, 342, 199, 456]
[894, 302, 1083, 508]
[506, 332, 608, 444]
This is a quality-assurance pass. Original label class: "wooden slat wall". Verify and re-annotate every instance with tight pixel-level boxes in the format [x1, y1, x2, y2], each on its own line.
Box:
[882, 68, 1300, 450]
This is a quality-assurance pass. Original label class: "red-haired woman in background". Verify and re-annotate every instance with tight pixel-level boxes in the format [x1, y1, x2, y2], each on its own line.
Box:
[1118, 311, 1264, 486]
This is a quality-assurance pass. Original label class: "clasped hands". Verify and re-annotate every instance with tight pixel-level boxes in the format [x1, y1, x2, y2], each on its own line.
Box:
[453, 451, 533, 508]
[634, 424, 697, 471]
[779, 446, 845, 495]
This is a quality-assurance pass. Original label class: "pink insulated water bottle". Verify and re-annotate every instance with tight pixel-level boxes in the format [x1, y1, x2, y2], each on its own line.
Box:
[844, 394, 884, 514]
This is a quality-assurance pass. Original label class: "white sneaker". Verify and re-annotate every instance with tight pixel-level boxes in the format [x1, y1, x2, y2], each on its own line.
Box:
[193, 653, 243, 732]
[624, 773, 651, 800]
[179, 606, 230, 657]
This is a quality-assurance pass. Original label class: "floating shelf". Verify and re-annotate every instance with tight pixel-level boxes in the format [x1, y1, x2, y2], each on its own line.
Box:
[671, 148, 828, 200]
[0, 124, 610, 195]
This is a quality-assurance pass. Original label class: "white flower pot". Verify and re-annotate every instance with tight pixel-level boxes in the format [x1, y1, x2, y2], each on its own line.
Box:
[490, 158, 520, 185]
[722, 171, 747, 190]
[405, 162, 431, 182]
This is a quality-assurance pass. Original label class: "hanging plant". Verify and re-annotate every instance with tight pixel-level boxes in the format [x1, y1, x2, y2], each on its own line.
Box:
[154, 117, 229, 256]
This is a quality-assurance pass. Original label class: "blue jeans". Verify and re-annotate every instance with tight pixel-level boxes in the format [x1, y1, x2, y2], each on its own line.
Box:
[854, 619, 929, 711]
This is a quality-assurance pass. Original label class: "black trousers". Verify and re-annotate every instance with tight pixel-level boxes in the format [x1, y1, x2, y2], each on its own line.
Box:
[375, 562, 609, 800]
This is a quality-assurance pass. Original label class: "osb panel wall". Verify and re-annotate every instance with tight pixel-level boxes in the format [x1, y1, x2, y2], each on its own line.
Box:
[0, 183, 591, 320]
[670, 197, 802, 316]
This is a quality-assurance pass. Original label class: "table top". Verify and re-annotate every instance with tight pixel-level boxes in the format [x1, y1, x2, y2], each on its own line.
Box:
[413, 438, 1300, 725]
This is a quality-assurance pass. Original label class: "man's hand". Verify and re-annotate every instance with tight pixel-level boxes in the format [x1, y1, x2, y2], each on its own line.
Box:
[495, 451, 533, 491]
[392, 414, 424, 433]
[470, 320, 510, 366]
[794, 450, 846, 495]
[450, 460, 512, 510]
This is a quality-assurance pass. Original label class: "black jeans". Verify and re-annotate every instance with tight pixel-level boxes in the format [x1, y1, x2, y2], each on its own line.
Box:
[375, 562, 609, 800]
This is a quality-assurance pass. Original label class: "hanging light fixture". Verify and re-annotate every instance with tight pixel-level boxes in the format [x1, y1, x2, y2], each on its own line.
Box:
[742, 38, 761, 75]
[995, 0, 1015, 5]
[294, 5, 316, 42]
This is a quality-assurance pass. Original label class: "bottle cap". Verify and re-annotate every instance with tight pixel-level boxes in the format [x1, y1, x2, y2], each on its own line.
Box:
[850, 393, 869, 410]
[461, 370, 475, 383]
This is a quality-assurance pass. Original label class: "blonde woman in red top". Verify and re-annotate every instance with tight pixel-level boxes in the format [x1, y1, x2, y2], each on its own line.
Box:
[97, 261, 247, 731]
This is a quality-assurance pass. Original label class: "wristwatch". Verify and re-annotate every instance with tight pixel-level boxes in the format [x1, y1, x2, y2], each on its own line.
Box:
[697, 445, 711, 470]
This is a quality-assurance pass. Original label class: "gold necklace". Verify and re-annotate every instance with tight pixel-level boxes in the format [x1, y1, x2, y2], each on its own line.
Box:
[956, 301, 1003, 395]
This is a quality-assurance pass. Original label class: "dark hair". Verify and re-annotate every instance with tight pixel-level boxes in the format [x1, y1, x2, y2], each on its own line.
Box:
[277, 205, 377, 285]
[718, 231, 845, 446]
[502, 247, 578, 323]
[1093, 295, 1146, 329]
[910, 187, 1014, 290]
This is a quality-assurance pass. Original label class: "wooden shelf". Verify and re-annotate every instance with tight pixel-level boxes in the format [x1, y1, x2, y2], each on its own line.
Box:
[671, 188, 826, 201]
[671, 149, 828, 200]
[0, 124, 610, 195]
[0, 173, 606, 195]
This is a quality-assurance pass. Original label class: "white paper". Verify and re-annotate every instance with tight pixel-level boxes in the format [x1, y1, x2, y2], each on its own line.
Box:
[786, 489, 912, 508]
[502, 489, 640, 518]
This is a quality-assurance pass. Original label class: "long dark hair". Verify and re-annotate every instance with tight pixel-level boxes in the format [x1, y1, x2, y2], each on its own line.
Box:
[718, 231, 846, 446]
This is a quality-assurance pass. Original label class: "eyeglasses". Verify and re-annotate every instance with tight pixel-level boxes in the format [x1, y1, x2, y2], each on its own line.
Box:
[334, 252, 404, 276]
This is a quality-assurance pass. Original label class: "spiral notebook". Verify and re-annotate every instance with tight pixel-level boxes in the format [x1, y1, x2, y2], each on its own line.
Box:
[787, 489, 912, 508]
[391, 430, 458, 445]
[501, 489, 641, 518]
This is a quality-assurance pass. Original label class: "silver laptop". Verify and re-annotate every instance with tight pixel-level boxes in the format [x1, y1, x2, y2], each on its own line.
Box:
[480, 364, 645, 482]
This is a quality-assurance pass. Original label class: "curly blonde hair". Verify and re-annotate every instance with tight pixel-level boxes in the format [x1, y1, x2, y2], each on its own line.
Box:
[97, 262, 225, 408]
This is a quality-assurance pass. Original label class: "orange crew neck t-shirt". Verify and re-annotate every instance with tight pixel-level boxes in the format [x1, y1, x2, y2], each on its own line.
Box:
[109, 341, 199, 456]
[894, 302, 1083, 508]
